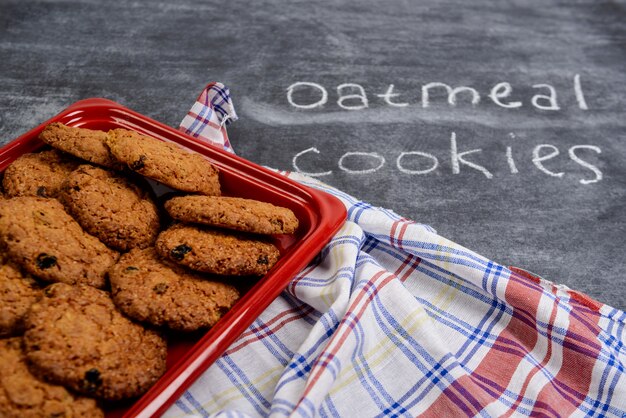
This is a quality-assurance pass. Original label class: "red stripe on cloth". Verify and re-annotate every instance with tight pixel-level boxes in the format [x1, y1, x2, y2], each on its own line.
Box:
[186, 109, 223, 131]
[395, 253, 421, 283]
[467, 372, 563, 417]
[226, 305, 315, 354]
[509, 266, 542, 284]
[297, 271, 396, 400]
[432, 374, 505, 417]
[500, 291, 560, 417]
[531, 302, 603, 415]
[390, 220, 409, 251]
[568, 291, 603, 313]
[422, 269, 544, 416]
[198, 82, 216, 105]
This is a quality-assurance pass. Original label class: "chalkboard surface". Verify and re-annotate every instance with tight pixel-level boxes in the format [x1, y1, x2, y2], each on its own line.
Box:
[1, 0, 625, 309]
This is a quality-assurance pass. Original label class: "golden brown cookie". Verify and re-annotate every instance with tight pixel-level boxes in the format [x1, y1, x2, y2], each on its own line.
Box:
[2, 149, 79, 198]
[38, 122, 121, 169]
[23, 283, 167, 401]
[60, 165, 160, 251]
[0, 260, 43, 337]
[165, 195, 299, 235]
[155, 224, 280, 276]
[109, 248, 240, 332]
[105, 128, 221, 195]
[0, 337, 104, 418]
[0, 197, 119, 288]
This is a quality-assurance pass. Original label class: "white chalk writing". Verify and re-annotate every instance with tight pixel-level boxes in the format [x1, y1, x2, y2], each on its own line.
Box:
[291, 132, 603, 184]
[286, 74, 588, 111]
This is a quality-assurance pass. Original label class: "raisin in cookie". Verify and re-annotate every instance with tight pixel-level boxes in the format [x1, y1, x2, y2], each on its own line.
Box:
[105, 128, 221, 195]
[109, 248, 240, 332]
[165, 195, 299, 235]
[0, 197, 118, 288]
[0, 337, 104, 418]
[60, 165, 160, 251]
[2, 149, 79, 198]
[39, 122, 121, 169]
[156, 224, 280, 276]
[23, 283, 167, 401]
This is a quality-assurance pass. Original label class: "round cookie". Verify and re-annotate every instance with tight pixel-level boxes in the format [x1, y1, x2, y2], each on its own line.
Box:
[23, 283, 167, 401]
[60, 165, 160, 251]
[0, 337, 104, 418]
[39, 122, 121, 169]
[165, 195, 299, 235]
[0, 260, 43, 337]
[109, 248, 240, 331]
[2, 149, 79, 198]
[0, 197, 119, 288]
[105, 128, 221, 195]
[155, 224, 281, 276]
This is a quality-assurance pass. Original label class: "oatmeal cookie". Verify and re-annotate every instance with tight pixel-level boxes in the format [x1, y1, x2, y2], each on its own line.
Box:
[109, 248, 240, 331]
[23, 283, 167, 401]
[39, 122, 120, 169]
[2, 149, 79, 198]
[155, 224, 280, 276]
[0, 197, 118, 288]
[165, 195, 299, 235]
[60, 165, 160, 251]
[0, 337, 104, 418]
[105, 128, 221, 195]
[0, 261, 42, 337]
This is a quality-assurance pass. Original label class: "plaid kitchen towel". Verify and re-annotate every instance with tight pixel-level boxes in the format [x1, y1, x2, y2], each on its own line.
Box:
[167, 83, 626, 417]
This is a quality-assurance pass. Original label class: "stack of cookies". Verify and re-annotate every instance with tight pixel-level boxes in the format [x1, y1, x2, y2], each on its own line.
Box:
[0, 123, 299, 415]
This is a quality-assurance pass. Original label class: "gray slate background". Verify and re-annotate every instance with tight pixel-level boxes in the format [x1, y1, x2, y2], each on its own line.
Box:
[1, 0, 625, 309]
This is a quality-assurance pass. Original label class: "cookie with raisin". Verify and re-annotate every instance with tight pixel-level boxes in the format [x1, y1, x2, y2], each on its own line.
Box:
[109, 248, 239, 331]
[155, 224, 280, 276]
[0, 337, 104, 417]
[0, 197, 118, 288]
[23, 283, 167, 401]
[2, 149, 79, 198]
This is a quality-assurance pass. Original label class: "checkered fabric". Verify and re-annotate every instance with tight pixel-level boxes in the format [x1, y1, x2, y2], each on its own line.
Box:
[170, 83, 626, 417]
[179, 82, 237, 153]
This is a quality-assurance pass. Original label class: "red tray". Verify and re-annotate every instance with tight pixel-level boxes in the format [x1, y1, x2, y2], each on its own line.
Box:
[0, 98, 347, 417]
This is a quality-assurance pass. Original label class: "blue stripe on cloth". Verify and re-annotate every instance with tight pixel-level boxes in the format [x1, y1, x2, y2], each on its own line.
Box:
[351, 319, 399, 416]
[187, 104, 213, 138]
[365, 301, 461, 401]
[290, 267, 355, 289]
[216, 355, 272, 415]
[280, 291, 322, 325]
[366, 241, 508, 308]
[182, 390, 209, 417]
[174, 398, 194, 415]
[366, 233, 491, 270]
[269, 398, 298, 416]
[293, 397, 317, 418]
[371, 290, 496, 416]
[319, 398, 341, 418]
[456, 298, 508, 366]
[589, 355, 622, 417]
[249, 318, 294, 366]
[207, 84, 238, 124]
[274, 315, 342, 393]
